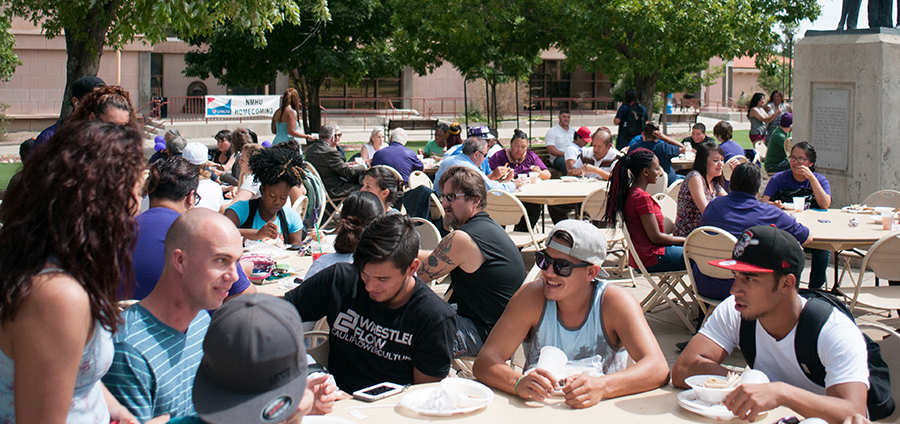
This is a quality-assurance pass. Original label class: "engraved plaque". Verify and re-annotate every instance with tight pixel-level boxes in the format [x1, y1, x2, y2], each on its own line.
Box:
[810, 87, 850, 171]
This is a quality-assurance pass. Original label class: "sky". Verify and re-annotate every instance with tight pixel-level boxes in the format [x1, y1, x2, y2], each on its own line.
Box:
[797, 0, 847, 36]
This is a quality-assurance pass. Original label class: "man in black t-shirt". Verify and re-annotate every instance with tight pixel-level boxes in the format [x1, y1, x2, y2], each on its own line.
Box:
[681, 122, 715, 147]
[417, 166, 527, 357]
[284, 215, 456, 392]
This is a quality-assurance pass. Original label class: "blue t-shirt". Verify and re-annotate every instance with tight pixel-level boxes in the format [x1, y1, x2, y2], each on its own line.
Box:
[226, 201, 304, 236]
[103, 304, 209, 422]
[718, 140, 744, 162]
[763, 169, 831, 200]
[130, 207, 251, 300]
[629, 136, 681, 183]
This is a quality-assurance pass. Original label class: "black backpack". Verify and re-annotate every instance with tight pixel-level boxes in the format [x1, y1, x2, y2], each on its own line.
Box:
[621, 103, 645, 142]
[738, 289, 895, 421]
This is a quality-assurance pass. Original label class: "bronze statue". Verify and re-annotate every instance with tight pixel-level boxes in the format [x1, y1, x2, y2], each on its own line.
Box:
[838, 0, 893, 29]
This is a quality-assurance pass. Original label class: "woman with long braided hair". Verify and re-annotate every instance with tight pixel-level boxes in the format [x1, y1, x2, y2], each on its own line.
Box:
[224, 147, 307, 244]
[604, 148, 685, 272]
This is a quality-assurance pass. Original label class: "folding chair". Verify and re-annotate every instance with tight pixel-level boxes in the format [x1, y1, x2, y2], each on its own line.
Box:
[410, 217, 441, 251]
[646, 169, 668, 196]
[723, 155, 748, 181]
[783, 137, 793, 156]
[848, 231, 900, 313]
[373, 164, 405, 191]
[409, 170, 433, 190]
[305, 163, 345, 229]
[485, 190, 547, 251]
[578, 188, 628, 280]
[652, 193, 677, 234]
[683, 226, 738, 326]
[665, 179, 683, 199]
[291, 195, 308, 217]
[753, 141, 767, 163]
[622, 222, 695, 331]
[838, 190, 900, 287]
[304, 330, 330, 367]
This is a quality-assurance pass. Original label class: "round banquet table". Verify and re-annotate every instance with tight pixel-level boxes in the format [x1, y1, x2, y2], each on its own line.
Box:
[790, 208, 892, 289]
[325, 382, 799, 424]
[513, 179, 607, 206]
[671, 156, 694, 172]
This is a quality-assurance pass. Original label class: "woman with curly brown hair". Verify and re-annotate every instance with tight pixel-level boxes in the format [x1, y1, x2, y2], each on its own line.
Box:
[272, 88, 313, 145]
[68, 85, 138, 130]
[225, 147, 307, 245]
[0, 121, 150, 423]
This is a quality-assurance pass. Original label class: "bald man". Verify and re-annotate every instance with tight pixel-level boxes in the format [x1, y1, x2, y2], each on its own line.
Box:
[103, 209, 246, 422]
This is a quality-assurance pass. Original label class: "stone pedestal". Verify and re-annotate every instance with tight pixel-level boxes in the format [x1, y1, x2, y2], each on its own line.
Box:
[794, 29, 900, 206]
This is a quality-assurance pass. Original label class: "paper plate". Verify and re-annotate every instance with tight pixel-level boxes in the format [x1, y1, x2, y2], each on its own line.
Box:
[677, 390, 768, 421]
[399, 387, 491, 416]
[842, 206, 874, 214]
[560, 176, 578, 182]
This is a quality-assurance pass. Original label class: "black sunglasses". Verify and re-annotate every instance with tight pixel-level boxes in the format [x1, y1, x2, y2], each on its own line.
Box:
[535, 250, 591, 277]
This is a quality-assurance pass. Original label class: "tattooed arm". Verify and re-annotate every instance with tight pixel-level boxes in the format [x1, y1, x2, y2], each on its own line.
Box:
[417, 230, 485, 283]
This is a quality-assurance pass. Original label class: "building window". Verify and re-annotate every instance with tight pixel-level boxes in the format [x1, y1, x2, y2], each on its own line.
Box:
[319, 76, 402, 109]
[150, 53, 163, 98]
[530, 60, 613, 111]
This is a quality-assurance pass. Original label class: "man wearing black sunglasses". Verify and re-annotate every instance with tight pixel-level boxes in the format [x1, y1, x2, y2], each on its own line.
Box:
[418, 166, 526, 358]
[473, 220, 669, 409]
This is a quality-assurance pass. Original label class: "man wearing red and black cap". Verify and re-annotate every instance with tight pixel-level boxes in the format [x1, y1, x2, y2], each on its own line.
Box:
[672, 225, 869, 424]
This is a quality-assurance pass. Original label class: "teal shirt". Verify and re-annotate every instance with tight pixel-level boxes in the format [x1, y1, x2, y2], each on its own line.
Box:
[423, 139, 444, 157]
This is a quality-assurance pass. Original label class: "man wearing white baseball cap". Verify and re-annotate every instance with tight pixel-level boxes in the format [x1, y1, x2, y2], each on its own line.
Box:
[474, 219, 669, 409]
[182, 142, 225, 212]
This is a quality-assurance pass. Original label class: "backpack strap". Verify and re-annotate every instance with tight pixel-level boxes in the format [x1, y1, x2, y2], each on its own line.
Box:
[739, 318, 757, 368]
[794, 297, 832, 387]
[277, 207, 290, 242]
[240, 198, 261, 229]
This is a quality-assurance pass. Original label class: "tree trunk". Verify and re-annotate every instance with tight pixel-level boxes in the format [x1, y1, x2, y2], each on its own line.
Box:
[304, 76, 324, 134]
[58, 0, 119, 122]
[634, 70, 659, 123]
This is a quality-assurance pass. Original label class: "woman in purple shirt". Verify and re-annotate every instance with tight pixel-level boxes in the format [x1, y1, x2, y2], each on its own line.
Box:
[488, 129, 550, 179]
[712, 121, 744, 161]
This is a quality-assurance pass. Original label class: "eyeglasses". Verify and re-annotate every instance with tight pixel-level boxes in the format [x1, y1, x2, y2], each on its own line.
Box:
[788, 156, 809, 163]
[335, 133, 343, 137]
[191, 191, 202, 206]
[535, 250, 591, 277]
[440, 192, 467, 202]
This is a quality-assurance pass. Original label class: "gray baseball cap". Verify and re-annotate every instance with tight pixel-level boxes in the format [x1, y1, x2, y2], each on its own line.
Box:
[546, 220, 609, 278]
[193, 294, 308, 424]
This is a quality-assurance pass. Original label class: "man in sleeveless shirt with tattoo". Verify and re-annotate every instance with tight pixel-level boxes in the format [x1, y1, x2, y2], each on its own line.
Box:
[417, 166, 526, 357]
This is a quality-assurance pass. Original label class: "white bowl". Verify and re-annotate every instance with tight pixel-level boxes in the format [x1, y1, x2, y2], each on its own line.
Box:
[874, 207, 894, 214]
[684, 375, 737, 403]
[439, 378, 494, 408]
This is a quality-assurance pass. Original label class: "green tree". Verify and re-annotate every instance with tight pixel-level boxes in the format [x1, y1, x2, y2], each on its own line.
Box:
[0, 16, 21, 82]
[557, 0, 819, 115]
[184, 0, 396, 132]
[1, 0, 326, 119]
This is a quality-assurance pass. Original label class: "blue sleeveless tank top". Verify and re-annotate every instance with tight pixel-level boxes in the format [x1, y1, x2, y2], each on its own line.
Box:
[523, 279, 629, 377]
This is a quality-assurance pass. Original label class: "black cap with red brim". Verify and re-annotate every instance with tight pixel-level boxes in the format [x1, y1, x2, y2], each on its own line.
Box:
[708, 224, 804, 279]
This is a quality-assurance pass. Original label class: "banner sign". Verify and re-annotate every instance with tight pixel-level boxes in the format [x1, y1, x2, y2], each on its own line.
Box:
[205, 95, 281, 118]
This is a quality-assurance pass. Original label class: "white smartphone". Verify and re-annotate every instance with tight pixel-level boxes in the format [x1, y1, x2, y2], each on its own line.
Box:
[352, 382, 405, 402]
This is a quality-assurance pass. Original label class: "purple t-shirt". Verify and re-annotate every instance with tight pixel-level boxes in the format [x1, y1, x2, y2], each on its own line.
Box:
[371, 142, 424, 183]
[487, 149, 547, 177]
[762, 169, 831, 200]
[129, 207, 250, 300]
[718, 140, 744, 162]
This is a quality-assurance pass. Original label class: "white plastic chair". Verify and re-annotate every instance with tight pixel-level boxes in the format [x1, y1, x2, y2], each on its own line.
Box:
[622, 221, 695, 331]
[578, 188, 628, 280]
[373, 164, 405, 191]
[291, 195, 308, 217]
[304, 330, 330, 367]
[848, 232, 900, 313]
[646, 169, 668, 195]
[754, 141, 767, 163]
[783, 137, 793, 156]
[410, 217, 441, 251]
[665, 179, 683, 199]
[409, 170, 433, 190]
[484, 190, 546, 251]
[652, 193, 677, 234]
[723, 155, 749, 181]
[683, 227, 738, 325]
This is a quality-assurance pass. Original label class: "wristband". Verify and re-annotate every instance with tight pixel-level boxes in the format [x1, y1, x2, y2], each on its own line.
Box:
[513, 375, 526, 395]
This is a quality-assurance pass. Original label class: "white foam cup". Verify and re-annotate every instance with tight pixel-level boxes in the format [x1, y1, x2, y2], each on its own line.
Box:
[793, 197, 805, 212]
[535, 346, 567, 380]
